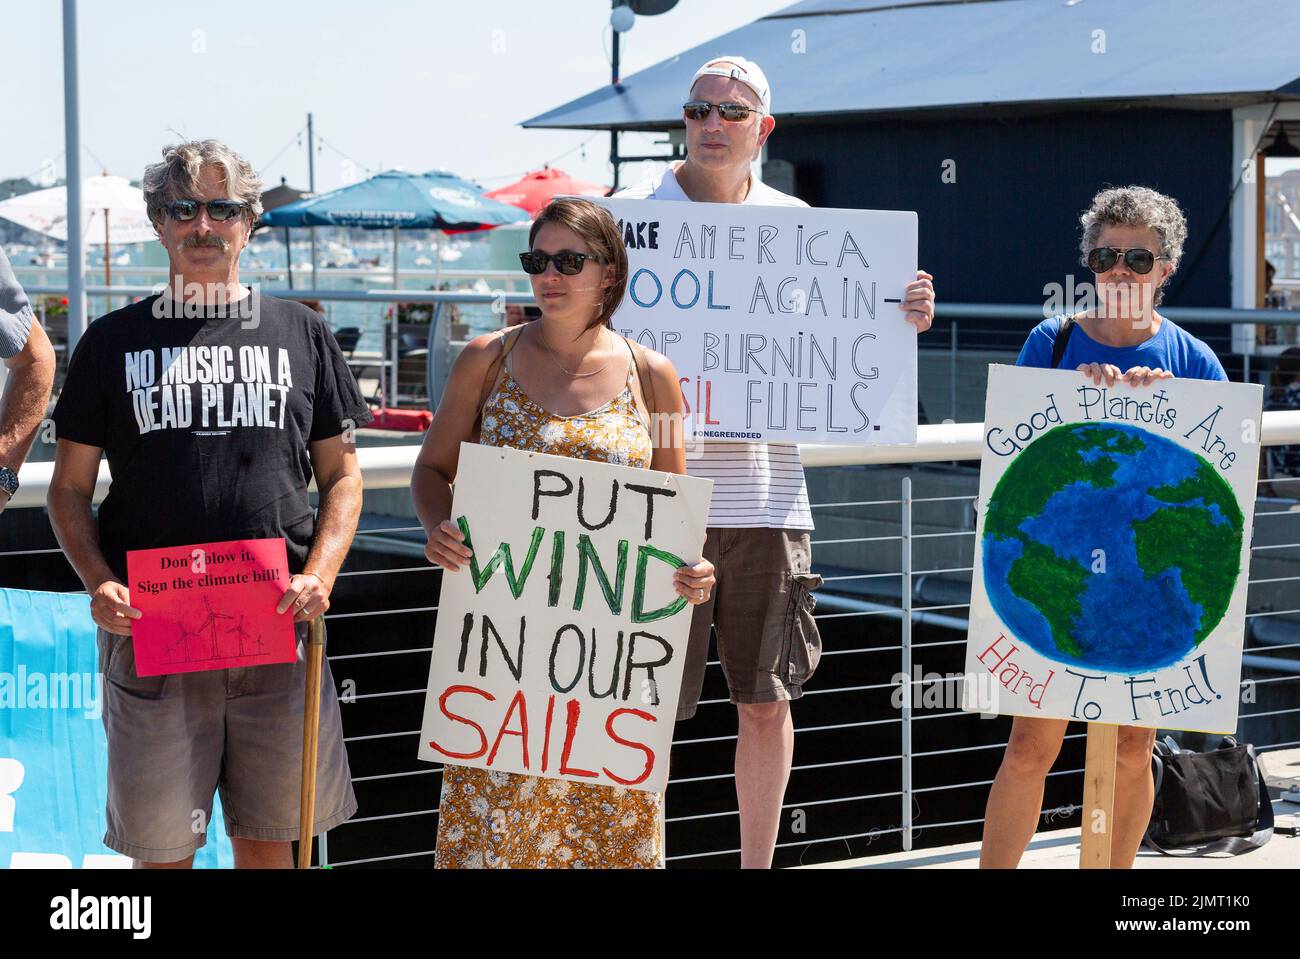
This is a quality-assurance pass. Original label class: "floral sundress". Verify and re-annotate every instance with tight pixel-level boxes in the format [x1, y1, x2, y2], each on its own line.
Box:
[434, 336, 663, 868]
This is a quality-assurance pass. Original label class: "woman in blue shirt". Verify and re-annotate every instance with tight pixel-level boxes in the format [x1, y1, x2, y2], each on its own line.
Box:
[980, 186, 1227, 869]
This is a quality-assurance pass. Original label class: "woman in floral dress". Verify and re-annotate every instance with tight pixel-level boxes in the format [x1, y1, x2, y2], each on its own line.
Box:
[411, 197, 715, 868]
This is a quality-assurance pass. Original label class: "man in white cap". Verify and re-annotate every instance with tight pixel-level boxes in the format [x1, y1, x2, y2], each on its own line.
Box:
[618, 56, 935, 868]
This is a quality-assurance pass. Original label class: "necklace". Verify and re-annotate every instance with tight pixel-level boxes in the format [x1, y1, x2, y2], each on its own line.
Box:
[536, 324, 611, 378]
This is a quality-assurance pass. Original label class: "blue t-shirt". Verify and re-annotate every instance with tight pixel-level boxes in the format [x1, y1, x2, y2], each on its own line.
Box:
[1017, 315, 1227, 381]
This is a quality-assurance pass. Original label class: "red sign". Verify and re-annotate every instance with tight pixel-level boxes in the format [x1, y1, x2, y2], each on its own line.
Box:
[126, 538, 297, 676]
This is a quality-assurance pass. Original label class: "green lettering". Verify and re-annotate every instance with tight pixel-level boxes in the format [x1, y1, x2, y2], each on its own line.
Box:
[458, 517, 545, 599]
[632, 544, 688, 623]
[547, 530, 565, 608]
[574, 535, 629, 614]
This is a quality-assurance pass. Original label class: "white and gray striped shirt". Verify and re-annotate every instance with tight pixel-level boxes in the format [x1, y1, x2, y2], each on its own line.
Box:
[615, 164, 814, 530]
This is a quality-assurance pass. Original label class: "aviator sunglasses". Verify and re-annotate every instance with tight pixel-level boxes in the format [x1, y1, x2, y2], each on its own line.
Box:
[518, 250, 598, 276]
[1086, 247, 1170, 276]
[164, 199, 248, 222]
[682, 100, 758, 122]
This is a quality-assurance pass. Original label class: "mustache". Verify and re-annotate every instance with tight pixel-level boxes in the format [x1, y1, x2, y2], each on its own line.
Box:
[182, 233, 229, 250]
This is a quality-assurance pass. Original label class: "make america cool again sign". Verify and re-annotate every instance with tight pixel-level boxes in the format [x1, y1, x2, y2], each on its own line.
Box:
[598, 197, 919, 445]
[963, 366, 1263, 733]
[418, 445, 712, 792]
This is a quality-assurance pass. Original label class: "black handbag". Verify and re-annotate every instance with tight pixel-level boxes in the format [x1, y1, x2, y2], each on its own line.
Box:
[1143, 735, 1274, 856]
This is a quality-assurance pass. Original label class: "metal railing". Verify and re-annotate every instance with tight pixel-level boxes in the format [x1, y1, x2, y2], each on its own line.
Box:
[8, 280, 1300, 864]
[6, 418, 1299, 867]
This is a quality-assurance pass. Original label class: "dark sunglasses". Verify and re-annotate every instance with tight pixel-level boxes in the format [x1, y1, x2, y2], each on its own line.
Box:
[164, 199, 248, 222]
[519, 250, 598, 276]
[1086, 247, 1170, 275]
[682, 100, 757, 123]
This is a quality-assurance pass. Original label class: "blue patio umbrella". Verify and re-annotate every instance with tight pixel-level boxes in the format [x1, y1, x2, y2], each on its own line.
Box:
[260, 169, 527, 230]
[261, 169, 529, 283]
[261, 170, 528, 406]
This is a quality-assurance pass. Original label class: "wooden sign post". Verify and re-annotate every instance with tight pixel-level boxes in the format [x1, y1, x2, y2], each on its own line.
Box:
[1079, 723, 1119, 868]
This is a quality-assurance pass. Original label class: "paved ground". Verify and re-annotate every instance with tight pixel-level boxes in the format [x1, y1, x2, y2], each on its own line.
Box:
[805, 748, 1300, 869]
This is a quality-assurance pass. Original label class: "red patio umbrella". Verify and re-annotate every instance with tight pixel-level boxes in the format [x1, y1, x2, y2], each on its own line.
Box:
[485, 167, 610, 217]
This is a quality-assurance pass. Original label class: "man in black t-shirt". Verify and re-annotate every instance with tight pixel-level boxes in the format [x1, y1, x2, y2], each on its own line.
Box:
[48, 139, 372, 869]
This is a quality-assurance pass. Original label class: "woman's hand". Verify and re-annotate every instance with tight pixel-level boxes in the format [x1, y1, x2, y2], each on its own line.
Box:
[1077, 362, 1123, 386]
[425, 519, 474, 572]
[674, 557, 716, 606]
[1122, 366, 1174, 388]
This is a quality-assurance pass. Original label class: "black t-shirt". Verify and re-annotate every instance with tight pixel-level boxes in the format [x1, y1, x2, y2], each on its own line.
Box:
[51, 291, 373, 580]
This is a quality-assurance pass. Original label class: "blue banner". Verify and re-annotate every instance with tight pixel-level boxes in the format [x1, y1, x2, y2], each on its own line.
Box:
[0, 588, 233, 868]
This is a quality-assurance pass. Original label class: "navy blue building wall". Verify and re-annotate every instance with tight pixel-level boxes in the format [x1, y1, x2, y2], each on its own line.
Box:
[766, 108, 1235, 351]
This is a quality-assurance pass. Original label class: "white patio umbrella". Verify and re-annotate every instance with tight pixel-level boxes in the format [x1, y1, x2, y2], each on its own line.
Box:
[0, 174, 154, 285]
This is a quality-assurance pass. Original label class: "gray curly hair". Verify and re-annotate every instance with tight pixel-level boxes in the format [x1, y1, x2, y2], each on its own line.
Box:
[142, 139, 263, 228]
[1080, 186, 1187, 306]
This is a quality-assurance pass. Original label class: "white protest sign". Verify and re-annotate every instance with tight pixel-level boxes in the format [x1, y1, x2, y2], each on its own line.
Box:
[598, 197, 918, 445]
[418, 443, 712, 792]
[963, 366, 1263, 733]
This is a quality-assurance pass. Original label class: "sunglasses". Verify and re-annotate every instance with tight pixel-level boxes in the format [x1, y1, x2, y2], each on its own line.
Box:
[1086, 247, 1170, 275]
[519, 250, 598, 276]
[682, 100, 758, 123]
[164, 199, 248, 222]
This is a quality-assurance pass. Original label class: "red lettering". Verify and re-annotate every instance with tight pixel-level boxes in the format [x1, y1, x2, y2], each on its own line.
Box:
[977, 634, 1017, 672]
[541, 694, 556, 773]
[679, 376, 693, 416]
[428, 684, 493, 759]
[558, 699, 598, 779]
[602, 708, 657, 786]
[704, 380, 720, 425]
[486, 690, 530, 769]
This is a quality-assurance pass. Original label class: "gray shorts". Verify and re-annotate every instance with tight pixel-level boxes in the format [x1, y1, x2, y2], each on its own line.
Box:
[97, 622, 357, 863]
[676, 528, 823, 721]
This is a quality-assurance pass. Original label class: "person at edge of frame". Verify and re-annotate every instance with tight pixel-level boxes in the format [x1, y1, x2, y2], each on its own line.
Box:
[0, 246, 56, 514]
[980, 185, 1228, 869]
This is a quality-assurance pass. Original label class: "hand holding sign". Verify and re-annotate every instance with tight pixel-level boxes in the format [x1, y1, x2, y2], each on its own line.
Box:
[126, 538, 297, 676]
[425, 519, 474, 572]
[902, 269, 935, 331]
[89, 580, 142, 637]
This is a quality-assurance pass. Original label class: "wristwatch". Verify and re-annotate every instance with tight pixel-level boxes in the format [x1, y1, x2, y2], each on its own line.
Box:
[0, 466, 18, 498]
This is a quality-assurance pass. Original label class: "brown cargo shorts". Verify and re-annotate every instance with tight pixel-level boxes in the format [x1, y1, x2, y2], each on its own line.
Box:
[97, 621, 357, 863]
[676, 528, 823, 721]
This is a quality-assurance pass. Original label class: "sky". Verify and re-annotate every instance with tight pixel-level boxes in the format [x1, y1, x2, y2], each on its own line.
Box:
[8, 0, 793, 195]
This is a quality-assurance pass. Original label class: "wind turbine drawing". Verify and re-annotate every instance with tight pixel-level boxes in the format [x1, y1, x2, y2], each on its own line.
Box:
[167, 623, 203, 663]
[224, 613, 261, 658]
[193, 597, 235, 660]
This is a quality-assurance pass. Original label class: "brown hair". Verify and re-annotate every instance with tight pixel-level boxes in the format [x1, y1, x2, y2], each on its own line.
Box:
[528, 197, 627, 332]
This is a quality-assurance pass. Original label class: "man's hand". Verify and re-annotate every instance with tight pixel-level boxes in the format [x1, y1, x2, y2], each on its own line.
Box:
[902, 270, 934, 332]
[276, 571, 331, 622]
[0, 489, 9, 515]
[91, 580, 141, 637]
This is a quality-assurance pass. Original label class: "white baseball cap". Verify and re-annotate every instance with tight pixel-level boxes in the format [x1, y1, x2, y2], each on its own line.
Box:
[690, 56, 771, 114]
